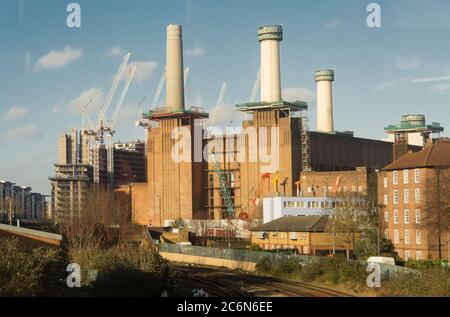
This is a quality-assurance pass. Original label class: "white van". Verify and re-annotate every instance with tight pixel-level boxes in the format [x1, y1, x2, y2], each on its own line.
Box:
[367, 256, 396, 266]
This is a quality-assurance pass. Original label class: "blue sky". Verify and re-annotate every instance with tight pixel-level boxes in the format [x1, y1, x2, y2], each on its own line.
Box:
[1, 0, 450, 194]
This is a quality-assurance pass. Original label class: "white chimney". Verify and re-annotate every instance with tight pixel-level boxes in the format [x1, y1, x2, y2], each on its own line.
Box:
[166, 24, 185, 112]
[258, 25, 283, 103]
[315, 69, 335, 133]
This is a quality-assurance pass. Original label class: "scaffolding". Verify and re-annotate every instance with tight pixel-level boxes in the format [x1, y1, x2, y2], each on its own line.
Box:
[301, 114, 311, 172]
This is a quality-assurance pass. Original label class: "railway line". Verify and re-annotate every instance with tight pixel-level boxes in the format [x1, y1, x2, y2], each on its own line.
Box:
[172, 264, 352, 297]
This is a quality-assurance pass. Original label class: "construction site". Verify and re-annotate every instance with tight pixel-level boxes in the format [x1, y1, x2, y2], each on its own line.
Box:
[48, 23, 442, 234]
[128, 24, 429, 228]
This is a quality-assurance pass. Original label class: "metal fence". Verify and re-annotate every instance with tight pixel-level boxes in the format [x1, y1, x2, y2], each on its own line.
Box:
[159, 243, 418, 278]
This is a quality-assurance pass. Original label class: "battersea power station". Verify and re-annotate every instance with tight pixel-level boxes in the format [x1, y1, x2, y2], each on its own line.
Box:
[130, 24, 402, 226]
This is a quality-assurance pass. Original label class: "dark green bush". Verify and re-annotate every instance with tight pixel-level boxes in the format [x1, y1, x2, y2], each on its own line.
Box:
[255, 257, 273, 273]
[0, 238, 67, 296]
[274, 257, 302, 275]
[299, 261, 326, 281]
[70, 245, 171, 296]
[405, 259, 449, 270]
[379, 267, 450, 297]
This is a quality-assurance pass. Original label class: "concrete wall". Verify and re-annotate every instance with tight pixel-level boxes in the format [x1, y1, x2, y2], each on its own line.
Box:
[159, 251, 256, 271]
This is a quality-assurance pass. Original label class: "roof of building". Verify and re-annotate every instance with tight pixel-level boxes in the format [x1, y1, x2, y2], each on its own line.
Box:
[250, 215, 329, 232]
[383, 139, 450, 171]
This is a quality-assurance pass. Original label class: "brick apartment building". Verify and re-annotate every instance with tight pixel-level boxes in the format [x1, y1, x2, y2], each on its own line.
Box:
[379, 139, 450, 261]
[250, 215, 356, 256]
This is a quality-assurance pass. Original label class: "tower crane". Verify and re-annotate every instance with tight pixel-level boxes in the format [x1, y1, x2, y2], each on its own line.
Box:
[249, 67, 261, 102]
[96, 52, 131, 133]
[150, 66, 190, 109]
[104, 64, 138, 187]
[82, 52, 136, 186]
[184, 67, 190, 86]
[210, 82, 227, 126]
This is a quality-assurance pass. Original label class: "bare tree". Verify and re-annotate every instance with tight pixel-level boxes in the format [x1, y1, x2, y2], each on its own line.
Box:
[327, 192, 372, 260]
[190, 220, 214, 247]
[59, 186, 131, 252]
[421, 167, 450, 260]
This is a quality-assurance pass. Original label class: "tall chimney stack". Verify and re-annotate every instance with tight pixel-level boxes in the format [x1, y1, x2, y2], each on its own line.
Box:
[315, 69, 335, 133]
[258, 25, 283, 103]
[166, 24, 185, 112]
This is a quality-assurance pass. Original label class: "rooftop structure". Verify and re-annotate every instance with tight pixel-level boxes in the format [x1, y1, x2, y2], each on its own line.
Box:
[385, 114, 444, 147]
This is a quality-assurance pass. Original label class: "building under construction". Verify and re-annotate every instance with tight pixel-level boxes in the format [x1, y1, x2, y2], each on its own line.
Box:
[50, 129, 146, 222]
[130, 24, 421, 226]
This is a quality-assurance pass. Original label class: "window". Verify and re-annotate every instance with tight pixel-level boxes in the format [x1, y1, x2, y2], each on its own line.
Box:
[384, 195, 388, 205]
[415, 189, 421, 203]
[290, 232, 297, 240]
[384, 211, 389, 223]
[405, 251, 411, 261]
[416, 251, 422, 260]
[416, 230, 422, 245]
[415, 209, 421, 224]
[394, 230, 399, 244]
[394, 210, 399, 224]
[404, 189, 409, 204]
[393, 190, 399, 204]
[403, 170, 409, 184]
[393, 171, 398, 185]
[404, 209, 410, 224]
[383, 177, 388, 188]
[405, 230, 410, 244]
[384, 229, 389, 239]
[414, 169, 420, 184]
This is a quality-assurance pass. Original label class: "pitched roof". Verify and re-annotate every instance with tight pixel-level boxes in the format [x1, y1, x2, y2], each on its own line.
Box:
[383, 140, 450, 171]
[251, 215, 329, 232]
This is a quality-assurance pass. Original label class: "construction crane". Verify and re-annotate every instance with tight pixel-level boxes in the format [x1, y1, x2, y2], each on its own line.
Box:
[151, 69, 167, 108]
[184, 67, 190, 86]
[82, 52, 136, 186]
[97, 52, 131, 133]
[210, 83, 227, 125]
[211, 153, 234, 218]
[104, 64, 138, 187]
[249, 67, 261, 102]
[150, 66, 190, 109]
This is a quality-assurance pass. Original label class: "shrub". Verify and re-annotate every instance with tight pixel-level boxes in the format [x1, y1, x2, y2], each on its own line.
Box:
[299, 261, 326, 281]
[379, 267, 450, 297]
[405, 259, 449, 270]
[273, 257, 302, 275]
[255, 257, 273, 273]
[69, 244, 171, 296]
[0, 238, 67, 296]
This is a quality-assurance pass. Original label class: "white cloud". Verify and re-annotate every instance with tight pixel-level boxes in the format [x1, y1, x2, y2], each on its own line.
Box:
[122, 61, 158, 83]
[187, 47, 205, 57]
[282, 88, 314, 104]
[373, 78, 409, 92]
[4, 124, 41, 140]
[51, 103, 62, 114]
[68, 87, 105, 115]
[433, 83, 450, 93]
[35, 46, 83, 71]
[105, 46, 123, 57]
[395, 57, 420, 70]
[24, 52, 32, 70]
[207, 102, 239, 128]
[2, 105, 28, 122]
[324, 19, 341, 29]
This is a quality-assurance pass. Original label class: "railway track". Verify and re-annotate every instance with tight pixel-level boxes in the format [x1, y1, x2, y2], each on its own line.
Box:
[172, 264, 352, 297]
